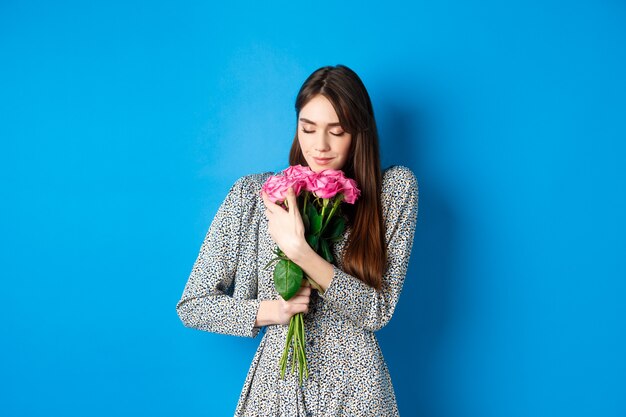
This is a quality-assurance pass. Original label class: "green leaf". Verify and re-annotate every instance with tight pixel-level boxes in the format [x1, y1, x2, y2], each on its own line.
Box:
[307, 204, 320, 234]
[323, 216, 345, 240]
[273, 259, 303, 300]
[320, 239, 334, 263]
[306, 203, 317, 218]
[310, 212, 322, 235]
[306, 234, 319, 251]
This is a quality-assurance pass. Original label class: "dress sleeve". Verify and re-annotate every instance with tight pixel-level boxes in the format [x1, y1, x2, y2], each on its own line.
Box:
[323, 166, 419, 332]
[176, 176, 262, 338]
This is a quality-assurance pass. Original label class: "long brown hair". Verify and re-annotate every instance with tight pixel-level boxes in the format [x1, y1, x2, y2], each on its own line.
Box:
[289, 65, 386, 290]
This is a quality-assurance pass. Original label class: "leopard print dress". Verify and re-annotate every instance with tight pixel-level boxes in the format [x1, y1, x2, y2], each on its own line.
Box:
[176, 165, 419, 416]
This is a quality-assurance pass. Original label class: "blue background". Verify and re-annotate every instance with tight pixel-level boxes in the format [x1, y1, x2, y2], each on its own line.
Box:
[1, 1, 625, 416]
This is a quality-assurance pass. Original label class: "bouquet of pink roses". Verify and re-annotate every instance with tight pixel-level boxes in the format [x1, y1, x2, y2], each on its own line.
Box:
[261, 165, 360, 383]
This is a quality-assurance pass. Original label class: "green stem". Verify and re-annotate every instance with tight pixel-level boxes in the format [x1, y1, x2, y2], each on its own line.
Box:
[280, 317, 295, 378]
[299, 313, 308, 379]
[303, 192, 309, 214]
[292, 315, 300, 375]
[320, 197, 342, 234]
[295, 313, 302, 382]
[291, 335, 296, 375]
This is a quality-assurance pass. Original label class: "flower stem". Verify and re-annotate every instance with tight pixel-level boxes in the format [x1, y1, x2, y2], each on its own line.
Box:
[303, 192, 309, 213]
[299, 313, 309, 379]
[280, 316, 295, 378]
[320, 197, 342, 234]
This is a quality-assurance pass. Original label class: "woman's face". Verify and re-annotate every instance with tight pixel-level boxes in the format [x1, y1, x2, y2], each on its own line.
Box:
[297, 94, 352, 172]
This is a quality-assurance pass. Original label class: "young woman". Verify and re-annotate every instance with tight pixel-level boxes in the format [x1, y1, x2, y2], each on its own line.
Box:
[176, 65, 419, 416]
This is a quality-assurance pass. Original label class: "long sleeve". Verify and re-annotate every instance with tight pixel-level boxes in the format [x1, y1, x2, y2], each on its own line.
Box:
[323, 166, 419, 332]
[176, 176, 262, 338]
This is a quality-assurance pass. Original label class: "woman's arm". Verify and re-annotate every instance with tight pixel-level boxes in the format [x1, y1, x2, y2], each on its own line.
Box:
[323, 167, 419, 331]
[176, 176, 262, 338]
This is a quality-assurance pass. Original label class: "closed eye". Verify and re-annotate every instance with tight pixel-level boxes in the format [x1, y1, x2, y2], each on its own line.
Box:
[301, 128, 315, 134]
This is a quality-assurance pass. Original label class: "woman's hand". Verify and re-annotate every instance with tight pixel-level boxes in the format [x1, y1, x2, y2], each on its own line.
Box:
[261, 187, 309, 261]
[274, 281, 311, 325]
[261, 186, 334, 292]
[255, 281, 311, 327]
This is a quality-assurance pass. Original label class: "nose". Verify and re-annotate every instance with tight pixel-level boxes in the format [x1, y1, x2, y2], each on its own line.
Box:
[314, 132, 331, 152]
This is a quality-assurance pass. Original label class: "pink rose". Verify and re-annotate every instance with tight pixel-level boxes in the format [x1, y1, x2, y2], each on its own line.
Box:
[286, 176, 306, 196]
[282, 165, 317, 193]
[301, 173, 317, 193]
[316, 169, 344, 180]
[338, 177, 360, 204]
[282, 164, 314, 179]
[262, 166, 360, 204]
[261, 174, 291, 203]
[310, 170, 344, 199]
[262, 166, 314, 203]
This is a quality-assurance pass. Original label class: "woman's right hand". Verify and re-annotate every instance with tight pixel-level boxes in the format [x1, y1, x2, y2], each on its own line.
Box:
[255, 281, 311, 327]
[275, 282, 311, 325]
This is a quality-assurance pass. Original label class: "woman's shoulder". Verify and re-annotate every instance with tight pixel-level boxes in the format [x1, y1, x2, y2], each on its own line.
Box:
[382, 165, 418, 194]
[380, 166, 419, 224]
[230, 171, 274, 193]
[219, 171, 274, 212]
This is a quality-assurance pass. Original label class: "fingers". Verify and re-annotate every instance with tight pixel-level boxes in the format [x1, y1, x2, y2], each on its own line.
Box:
[290, 298, 310, 314]
[278, 296, 309, 318]
[261, 191, 275, 215]
[285, 187, 297, 214]
[262, 190, 296, 220]
[287, 292, 311, 305]
[296, 284, 311, 296]
[279, 283, 311, 302]
[290, 293, 310, 304]
[280, 283, 311, 315]
[286, 285, 311, 305]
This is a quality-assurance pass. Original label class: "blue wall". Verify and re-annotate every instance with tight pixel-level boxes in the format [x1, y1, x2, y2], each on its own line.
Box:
[1, 1, 625, 416]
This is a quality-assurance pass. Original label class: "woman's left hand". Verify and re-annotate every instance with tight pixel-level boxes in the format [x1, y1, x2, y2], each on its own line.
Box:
[261, 187, 308, 261]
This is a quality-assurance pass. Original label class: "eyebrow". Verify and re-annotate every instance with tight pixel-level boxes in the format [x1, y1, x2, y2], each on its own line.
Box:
[299, 117, 342, 127]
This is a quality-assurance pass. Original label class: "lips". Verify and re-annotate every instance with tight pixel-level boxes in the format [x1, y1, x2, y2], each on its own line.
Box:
[313, 157, 334, 165]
